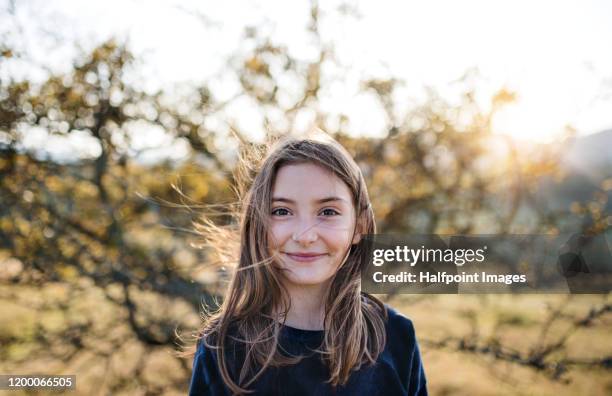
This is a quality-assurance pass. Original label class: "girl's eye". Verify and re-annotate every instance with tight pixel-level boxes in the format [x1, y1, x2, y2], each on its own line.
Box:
[271, 208, 290, 216]
[320, 208, 340, 216]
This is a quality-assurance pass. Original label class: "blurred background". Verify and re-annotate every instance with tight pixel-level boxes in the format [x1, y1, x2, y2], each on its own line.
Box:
[0, 0, 610, 394]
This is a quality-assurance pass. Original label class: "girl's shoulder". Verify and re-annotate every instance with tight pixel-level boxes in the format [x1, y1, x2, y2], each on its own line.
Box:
[384, 304, 416, 329]
[190, 337, 230, 395]
[379, 304, 428, 395]
[382, 304, 419, 351]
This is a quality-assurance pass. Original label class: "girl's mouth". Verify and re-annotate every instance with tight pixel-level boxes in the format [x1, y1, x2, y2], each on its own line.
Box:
[283, 252, 327, 262]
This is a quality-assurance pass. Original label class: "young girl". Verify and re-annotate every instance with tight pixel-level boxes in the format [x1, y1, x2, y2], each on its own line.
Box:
[188, 132, 427, 395]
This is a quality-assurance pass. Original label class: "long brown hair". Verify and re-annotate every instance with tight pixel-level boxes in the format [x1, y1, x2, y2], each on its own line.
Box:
[189, 131, 387, 394]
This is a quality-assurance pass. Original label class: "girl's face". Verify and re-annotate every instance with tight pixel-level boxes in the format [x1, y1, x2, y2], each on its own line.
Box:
[268, 162, 361, 288]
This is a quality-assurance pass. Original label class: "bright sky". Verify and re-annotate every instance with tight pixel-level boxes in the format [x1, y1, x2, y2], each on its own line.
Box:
[3, 0, 612, 146]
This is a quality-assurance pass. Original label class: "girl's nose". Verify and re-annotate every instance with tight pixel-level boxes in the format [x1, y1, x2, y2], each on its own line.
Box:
[291, 220, 318, 245]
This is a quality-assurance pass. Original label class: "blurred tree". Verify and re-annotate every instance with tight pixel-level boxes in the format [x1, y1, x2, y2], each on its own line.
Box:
[0, 39, 237, 392]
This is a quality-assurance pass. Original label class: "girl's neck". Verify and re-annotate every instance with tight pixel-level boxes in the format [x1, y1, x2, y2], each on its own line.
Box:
[280, 281, 329, 331]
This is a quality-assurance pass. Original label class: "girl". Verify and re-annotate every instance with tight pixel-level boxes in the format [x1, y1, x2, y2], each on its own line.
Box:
[188, 132, 427, 395]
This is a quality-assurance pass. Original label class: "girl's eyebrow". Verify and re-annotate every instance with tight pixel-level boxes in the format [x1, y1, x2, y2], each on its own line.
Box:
[272, 196, 348, 204]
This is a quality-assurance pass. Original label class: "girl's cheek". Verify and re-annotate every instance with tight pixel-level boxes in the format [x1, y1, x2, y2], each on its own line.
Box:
[319, 227, 352, 244]
[269, 222, 292, 242]
[319, 218, 354, 231]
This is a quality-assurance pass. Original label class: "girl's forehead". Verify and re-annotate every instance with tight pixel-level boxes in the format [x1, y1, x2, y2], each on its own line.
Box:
[272, 163, 352, 200]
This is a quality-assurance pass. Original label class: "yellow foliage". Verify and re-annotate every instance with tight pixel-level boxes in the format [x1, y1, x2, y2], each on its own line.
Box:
[57, 265, 78, 280]
[245, 56, 268, 74]
[15, 217, 31, 235]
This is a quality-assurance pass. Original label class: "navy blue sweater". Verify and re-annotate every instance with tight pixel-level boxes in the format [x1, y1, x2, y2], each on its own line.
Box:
[189, 306, 427, 395]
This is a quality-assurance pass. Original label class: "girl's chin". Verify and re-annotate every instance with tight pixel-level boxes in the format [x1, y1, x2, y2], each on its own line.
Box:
[281, 270, 334, 287]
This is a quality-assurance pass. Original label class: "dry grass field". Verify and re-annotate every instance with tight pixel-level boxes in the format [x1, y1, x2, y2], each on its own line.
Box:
[393, 294, 611, 396]
[1, 283, 610, 395]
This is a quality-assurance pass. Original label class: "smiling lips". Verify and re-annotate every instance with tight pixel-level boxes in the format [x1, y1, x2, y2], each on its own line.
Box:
[284, 252, 327, 262]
